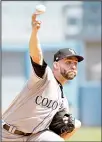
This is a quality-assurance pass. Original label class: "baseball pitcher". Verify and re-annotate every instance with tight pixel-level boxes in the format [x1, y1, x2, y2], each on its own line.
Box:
[1, 6, 84, 142]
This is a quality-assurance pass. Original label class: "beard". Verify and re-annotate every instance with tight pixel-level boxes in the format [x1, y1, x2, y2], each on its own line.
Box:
[61, 70, 76, 80]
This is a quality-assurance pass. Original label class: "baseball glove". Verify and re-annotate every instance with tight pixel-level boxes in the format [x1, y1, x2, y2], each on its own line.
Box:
[49, 110, 75, 135]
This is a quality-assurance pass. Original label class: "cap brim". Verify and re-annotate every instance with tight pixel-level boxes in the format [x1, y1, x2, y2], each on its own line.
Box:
[65, 55, 84, 62]
[72, 55, 84, 62]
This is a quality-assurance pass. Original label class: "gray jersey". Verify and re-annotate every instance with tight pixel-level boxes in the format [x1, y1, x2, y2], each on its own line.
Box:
[2, 58, 69, 134]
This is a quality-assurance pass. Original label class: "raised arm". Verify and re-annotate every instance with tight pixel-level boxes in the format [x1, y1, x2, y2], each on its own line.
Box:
[29, 14, 43, 65]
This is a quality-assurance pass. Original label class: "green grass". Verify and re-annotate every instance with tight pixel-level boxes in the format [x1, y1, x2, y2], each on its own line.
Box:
[67, 127, 101, 141]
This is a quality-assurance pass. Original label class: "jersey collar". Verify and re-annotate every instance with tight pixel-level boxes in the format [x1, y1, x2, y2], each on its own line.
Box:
[55, 77, 64, 98]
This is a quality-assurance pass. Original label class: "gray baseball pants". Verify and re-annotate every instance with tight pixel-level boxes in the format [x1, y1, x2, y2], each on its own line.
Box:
[0, 128, 64, 141]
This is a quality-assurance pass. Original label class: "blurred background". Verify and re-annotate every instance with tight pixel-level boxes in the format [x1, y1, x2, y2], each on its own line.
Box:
[2, 1, 101, 141]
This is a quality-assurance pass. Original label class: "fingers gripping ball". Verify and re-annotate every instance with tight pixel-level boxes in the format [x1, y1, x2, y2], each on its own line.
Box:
[32, 5, 46, 30]
[35, 5, 46, 15]
[49, 110, 75, 135]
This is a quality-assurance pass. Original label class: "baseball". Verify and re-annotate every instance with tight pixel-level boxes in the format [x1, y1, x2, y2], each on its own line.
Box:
[75, 119, 81, 128]
[35, 4, 46, 15]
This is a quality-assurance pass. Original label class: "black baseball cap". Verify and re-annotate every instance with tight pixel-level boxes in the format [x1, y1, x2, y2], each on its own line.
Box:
[54, 48, 84, 62]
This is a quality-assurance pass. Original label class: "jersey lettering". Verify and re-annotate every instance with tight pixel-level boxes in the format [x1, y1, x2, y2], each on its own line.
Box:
[42, 98, 49, 106]
[46, 100, 53, 108]
[35, 96, 58, 110]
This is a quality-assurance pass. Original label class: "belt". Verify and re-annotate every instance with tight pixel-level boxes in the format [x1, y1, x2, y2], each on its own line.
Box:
[3, 124, 32, 136]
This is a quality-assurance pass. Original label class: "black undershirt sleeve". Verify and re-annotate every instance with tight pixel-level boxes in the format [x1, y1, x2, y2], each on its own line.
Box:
[30, 57, 47, 78]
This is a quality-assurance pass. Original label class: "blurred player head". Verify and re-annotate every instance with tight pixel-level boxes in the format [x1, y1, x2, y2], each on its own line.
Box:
[53, 48, 84, 81]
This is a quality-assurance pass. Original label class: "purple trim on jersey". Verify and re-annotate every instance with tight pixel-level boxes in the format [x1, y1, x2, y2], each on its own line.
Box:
[55, 78, 64, 98]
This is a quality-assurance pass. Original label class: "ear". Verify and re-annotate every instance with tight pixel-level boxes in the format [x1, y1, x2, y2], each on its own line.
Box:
[53, 62, 60, 70]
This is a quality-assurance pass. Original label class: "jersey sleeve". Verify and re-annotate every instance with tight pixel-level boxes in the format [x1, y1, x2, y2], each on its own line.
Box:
[30, 57, 47, 78]
[27, 57, 48, 89]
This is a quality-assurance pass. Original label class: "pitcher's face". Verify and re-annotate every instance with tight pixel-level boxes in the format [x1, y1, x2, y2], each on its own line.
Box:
[58, 57, 78, 80]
